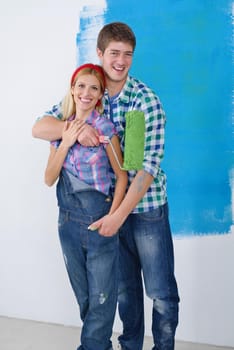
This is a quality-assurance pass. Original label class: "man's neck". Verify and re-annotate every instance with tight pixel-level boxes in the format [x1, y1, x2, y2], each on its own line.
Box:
[106, 78, 126, 97]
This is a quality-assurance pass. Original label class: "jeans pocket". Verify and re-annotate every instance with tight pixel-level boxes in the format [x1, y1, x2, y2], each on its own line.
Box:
[136, 205, 164, 223]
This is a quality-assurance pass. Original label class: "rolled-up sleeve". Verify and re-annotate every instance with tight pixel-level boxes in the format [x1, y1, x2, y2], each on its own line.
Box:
[141, 94, 166, 178]
[36, 101, 63, 121]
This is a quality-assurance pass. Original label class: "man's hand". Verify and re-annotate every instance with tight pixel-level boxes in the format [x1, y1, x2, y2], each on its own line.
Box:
[88, 213, 124, 237]
[77, 123, 100, 147]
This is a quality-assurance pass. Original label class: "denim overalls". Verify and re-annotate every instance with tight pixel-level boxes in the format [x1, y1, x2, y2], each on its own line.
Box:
[56, 169, 118, 350]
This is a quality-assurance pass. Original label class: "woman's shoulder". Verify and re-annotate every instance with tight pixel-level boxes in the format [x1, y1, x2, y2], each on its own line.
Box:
[93, 110, 113, 126]
[94, 113, 116, 137]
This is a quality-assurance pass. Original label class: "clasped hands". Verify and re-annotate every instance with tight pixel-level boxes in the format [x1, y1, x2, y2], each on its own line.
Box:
[62, 118, 100, 148]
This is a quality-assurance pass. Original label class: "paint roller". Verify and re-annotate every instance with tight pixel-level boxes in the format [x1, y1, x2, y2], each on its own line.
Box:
[99, 110, 145, 170]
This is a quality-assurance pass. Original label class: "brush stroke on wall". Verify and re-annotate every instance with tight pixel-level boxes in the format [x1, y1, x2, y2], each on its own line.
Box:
[76, 0, 233, 236]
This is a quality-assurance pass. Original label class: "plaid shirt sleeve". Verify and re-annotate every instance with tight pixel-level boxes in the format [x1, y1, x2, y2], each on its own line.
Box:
[136, 87, 166, 179]
[36, 101, 63, 121]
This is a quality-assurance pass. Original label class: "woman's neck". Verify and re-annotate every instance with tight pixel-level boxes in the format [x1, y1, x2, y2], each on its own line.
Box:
[75, 109, 93, 121]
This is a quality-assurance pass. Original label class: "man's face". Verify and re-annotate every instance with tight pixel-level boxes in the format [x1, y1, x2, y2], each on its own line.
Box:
[97, 41, 133, 87]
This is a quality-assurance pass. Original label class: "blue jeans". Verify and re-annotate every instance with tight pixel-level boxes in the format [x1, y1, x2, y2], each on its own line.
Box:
[118, 203, 179, 350]
[56, 170, 118, 350]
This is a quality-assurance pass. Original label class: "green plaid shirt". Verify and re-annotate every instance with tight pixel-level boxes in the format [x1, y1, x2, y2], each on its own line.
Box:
[103, 75, 167, 213]
[40, 75, 168, 213]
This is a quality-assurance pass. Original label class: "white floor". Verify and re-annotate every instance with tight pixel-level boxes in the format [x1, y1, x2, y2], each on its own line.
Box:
[0, 316, 233, 350]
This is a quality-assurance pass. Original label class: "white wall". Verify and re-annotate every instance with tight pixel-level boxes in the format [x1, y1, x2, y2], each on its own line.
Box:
[0, 0, 233, 347]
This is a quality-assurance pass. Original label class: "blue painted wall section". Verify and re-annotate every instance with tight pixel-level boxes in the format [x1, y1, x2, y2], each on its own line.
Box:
[78, 1, 233, 236]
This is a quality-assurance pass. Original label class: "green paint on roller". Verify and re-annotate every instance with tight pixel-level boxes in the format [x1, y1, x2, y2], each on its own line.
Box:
[123, 110, 145, 170]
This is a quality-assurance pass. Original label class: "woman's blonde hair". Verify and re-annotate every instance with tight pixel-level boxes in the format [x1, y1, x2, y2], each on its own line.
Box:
[61, 63, 106, 120]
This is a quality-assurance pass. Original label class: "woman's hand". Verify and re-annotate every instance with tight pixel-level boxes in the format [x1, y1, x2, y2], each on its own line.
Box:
[60, 120, 81, 148]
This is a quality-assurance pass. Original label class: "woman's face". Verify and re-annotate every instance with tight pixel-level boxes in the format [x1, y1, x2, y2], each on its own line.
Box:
[71, 73, 103, 112]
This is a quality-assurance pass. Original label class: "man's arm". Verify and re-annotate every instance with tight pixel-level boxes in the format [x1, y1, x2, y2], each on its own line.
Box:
[91, 169, 154, 236]
[32, 103, 65, 141]
[32, 115, 100, 145]
[32, 116, 65, 141]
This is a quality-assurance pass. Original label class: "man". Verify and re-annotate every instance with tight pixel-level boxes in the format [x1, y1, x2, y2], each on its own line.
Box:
[32, 22, 179, 350]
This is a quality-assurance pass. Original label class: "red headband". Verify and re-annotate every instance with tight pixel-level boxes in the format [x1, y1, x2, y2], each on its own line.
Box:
[70, 63, 106, 88]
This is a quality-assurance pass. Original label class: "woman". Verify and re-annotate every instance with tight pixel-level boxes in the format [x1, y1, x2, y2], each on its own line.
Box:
[44, 63, 127, 350]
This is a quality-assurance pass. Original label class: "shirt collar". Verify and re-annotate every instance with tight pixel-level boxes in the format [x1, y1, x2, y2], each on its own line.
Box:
[104, 75, 133, 104]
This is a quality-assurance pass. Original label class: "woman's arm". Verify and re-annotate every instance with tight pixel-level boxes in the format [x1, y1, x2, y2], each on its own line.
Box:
[88, 135, 128, 236]
[44, 121, 79, 186]
[44, 144, 69, 186]
[106, 135, 128, 214]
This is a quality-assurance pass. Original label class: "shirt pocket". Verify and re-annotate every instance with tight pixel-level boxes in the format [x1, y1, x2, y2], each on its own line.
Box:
[83, 147, 101, 165]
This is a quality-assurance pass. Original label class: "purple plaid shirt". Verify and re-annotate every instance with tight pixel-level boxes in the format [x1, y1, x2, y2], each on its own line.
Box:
[51, 110, 117, 195]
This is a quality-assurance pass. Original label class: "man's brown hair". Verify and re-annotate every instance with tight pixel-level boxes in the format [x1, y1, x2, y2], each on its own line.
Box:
[97, 22, 136, 53]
